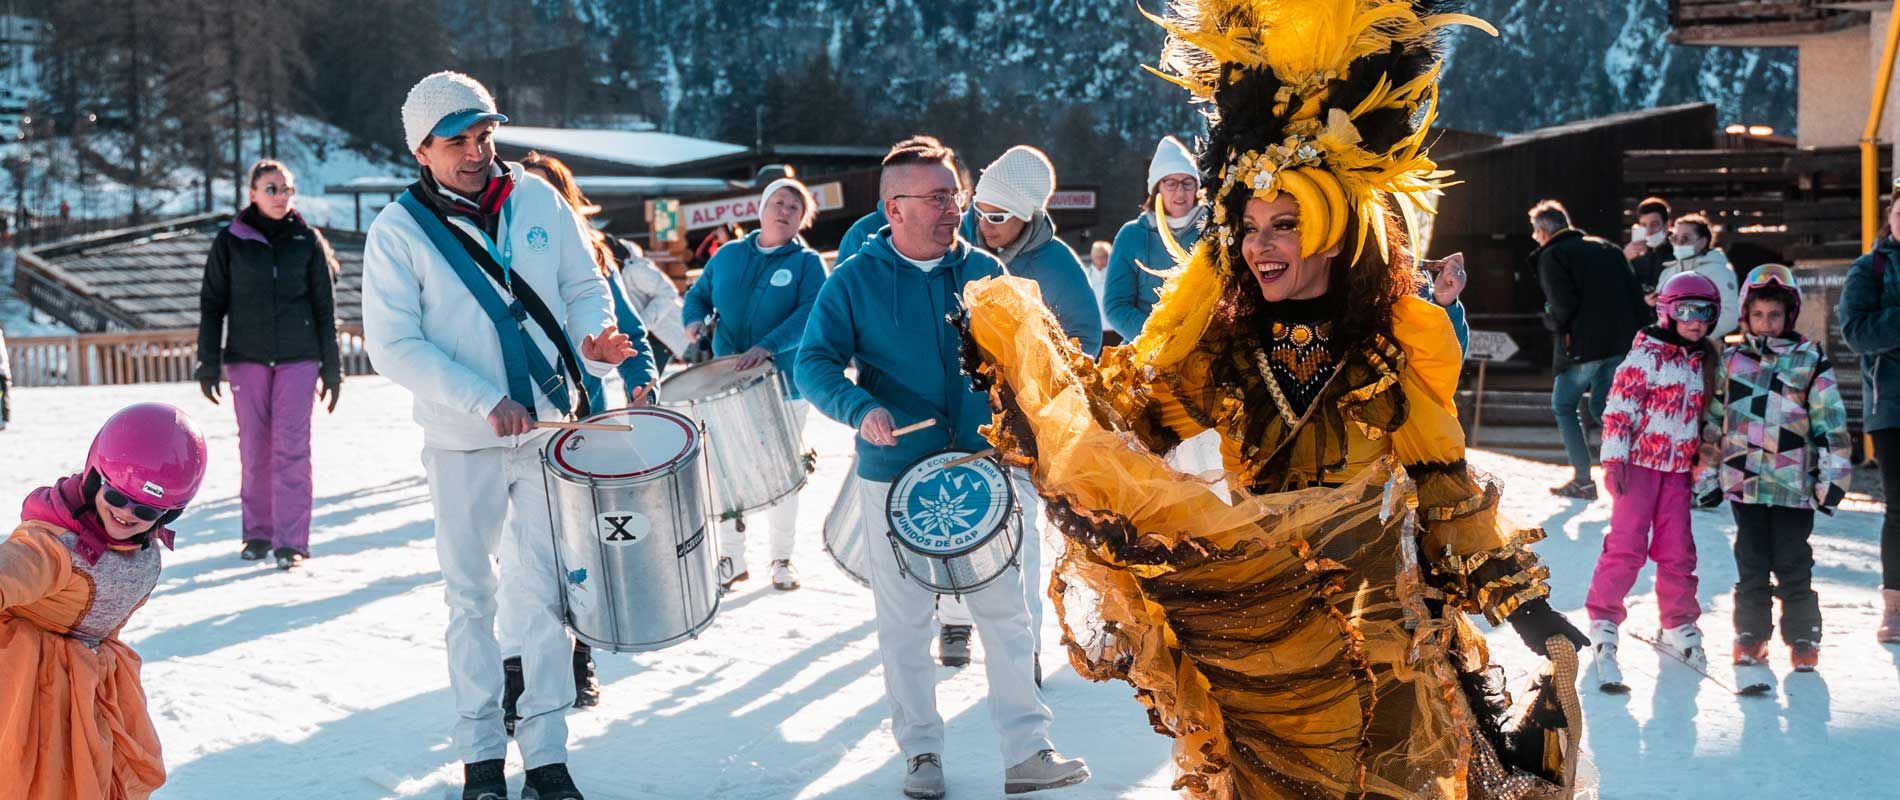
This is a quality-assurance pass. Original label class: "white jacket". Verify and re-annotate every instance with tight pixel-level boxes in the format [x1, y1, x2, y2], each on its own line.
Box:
[362, 162, 615, 451]
[615, 246, 689, 357]
[1658, 248, 1740, 340]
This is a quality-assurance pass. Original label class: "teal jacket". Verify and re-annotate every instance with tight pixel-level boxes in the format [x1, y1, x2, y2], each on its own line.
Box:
[996, 235, 1103, 356]
[680, 231, 825, 398]
[1838, 237, 1900, 432]
[795, 230, 1005, 481]
[1103, 211, 1199, 339]
[836, 209, 887, 263]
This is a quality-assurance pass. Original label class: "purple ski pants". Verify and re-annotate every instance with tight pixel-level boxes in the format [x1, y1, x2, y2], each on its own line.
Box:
[227, 360, 319, 555]
[1586, 463, 1702, 629]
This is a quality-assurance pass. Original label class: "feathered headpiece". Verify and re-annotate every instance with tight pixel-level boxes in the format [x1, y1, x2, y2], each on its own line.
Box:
[1129, 0, 1495, 370]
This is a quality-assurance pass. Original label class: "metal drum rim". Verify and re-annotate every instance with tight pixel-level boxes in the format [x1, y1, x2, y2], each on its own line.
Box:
[544, 407, 702, 485]
[568, 588, 721, 654]
[656, 355, 778, 406]
[892, 520, 1024, 595]
[885, 448, 1015, 560]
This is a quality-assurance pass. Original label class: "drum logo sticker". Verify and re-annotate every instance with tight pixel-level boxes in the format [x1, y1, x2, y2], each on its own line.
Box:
[598, 511, 650, 545]
[526, 225, 551, 252]
[890, 455, 1010, 555]
[770, 268, 794, 287]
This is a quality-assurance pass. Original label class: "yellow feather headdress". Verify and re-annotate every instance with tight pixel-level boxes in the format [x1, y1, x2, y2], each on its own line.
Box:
[1128, 0, 1495, 370]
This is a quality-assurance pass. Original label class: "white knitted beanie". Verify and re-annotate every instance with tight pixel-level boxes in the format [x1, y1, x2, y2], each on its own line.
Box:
[758, 177, 818, 228]
[973, 145, 1055, 222]
[402, 71, 508, 154]
[1146, 136, 1198, 194]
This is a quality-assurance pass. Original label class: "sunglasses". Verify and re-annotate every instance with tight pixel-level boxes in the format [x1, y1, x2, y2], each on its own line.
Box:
[976, 209, 1018, 225]
[101, 484, 174, 522]
[1669, 301, 1718, 324]
[261, 183, 296, 197]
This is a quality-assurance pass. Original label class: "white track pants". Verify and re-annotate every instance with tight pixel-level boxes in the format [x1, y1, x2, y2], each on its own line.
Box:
[859, 477, 1054, 764]
[717, 400, 810, 573]
[937, 472, 1044, 654]
[422, 438, 573, 769]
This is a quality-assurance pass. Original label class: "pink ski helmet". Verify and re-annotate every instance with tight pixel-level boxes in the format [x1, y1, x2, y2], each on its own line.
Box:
[1740, 263, 1801, 334]
[85, 403, 208, 513]
[1656, 271, 1721, 331]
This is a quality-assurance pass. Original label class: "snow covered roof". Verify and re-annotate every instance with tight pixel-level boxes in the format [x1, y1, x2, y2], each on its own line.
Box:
[493, 127, 749, 172]
[325, 175, 735, 198]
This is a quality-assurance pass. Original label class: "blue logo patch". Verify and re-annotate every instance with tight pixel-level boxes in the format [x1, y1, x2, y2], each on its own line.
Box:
[567, 568, 587, 585]
[526, 226, 550, 253]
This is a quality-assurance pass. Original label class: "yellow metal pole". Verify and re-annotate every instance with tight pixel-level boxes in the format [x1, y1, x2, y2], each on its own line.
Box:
[1862, 2, 1900, 251]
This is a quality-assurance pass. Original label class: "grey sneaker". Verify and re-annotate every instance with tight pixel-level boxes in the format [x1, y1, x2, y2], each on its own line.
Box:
[1549, 478, 1598, 500]
[1004, 749, 1090, 794]
[939, 624, 972, 667]
[903, 753, 945, 799]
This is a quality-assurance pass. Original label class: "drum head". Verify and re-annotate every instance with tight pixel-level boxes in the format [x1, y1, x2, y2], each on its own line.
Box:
[659, 355, 776, 403]
[886, 450, 1014, 558]
[545, 407, 699, 483]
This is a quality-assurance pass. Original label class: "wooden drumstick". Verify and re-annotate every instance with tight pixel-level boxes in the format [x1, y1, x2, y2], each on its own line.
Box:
[891, 419, 937, 438]
[533, 420, 635, 432]
[943, 448, 998, 469]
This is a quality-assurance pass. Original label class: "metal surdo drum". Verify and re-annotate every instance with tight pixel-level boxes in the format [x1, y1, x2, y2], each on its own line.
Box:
[822, 457, 871, 587]
[884, 450, 1023, 594]
[541, 407, 719, 652]
[658, 355, 811, 517]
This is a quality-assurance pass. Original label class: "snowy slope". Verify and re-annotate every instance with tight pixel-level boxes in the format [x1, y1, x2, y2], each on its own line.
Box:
[0, 378, 1894, 799]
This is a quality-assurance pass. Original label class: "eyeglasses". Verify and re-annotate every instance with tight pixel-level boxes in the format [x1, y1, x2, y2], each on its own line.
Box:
[976, 209, 1018, 225]
[1668, 300, 1718, 324]
[261, 183, 296, 197]
[101, 484, 172, 522]
[1158, 177, 1199, 192]
[892, 190, 971, 211]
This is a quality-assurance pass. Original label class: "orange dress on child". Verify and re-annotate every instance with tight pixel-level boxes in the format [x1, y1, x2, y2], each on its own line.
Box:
[0, 477, 169, 799]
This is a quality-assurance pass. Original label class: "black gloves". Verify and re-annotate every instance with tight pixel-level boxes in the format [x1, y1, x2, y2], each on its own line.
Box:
[199, 376, 222, 405]
[1505, 597, 1588, 657]
[320, 373, 342, 413]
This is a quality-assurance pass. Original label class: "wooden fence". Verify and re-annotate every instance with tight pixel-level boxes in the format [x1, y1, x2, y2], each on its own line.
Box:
[4, 325, 374, 388]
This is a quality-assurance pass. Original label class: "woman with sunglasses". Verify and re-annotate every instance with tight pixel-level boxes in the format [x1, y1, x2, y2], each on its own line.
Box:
[0, 403, 208, 799]
[1838, 194, 1900, 643]
[1583, 270, 1727, 684]
[193, 159, 341, 570]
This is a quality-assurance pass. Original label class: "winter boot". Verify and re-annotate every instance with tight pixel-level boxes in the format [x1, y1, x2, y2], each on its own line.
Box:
[1004, 749, 1091, 795]
[522, 763, 584, 800]
[1790, 639, 1820, 672]
[1659, 623, 1708, 672]
[771, 559, 801, 591]
[1549, 478, 1598, 501]
[1588, 620, 1627, 692]
[718, 556, 748, 592]
[240, 540, 271, 561]
[572, 644, 600, 709]
[939, 624, 972, 667]
[1880, 589, 1900, 644]
[462, 758, 508, 800]
[273, 547, 305, 571]
[1733, 634, 1769, 666]
[903, 754, 946, 799]
[502, 656, 525, 736]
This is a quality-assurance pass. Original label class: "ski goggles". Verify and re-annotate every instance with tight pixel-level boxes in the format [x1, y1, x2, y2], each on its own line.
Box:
[1668, 300, 1719, 324]
[101, 484, 174, 522]
[1743, 263, 1796, 292]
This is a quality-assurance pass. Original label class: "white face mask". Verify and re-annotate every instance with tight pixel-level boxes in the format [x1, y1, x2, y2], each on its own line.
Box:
[1646, 230, 1668, 247]
[1672, 244, 1699, 261]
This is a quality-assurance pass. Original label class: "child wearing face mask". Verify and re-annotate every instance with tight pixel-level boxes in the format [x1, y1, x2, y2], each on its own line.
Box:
[1583, 271, 1726, 685]
[1706, 265, 1851, 672]
[0, 403, 208, 799]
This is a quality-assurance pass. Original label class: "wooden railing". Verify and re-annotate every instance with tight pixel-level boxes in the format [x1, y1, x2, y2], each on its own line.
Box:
[1669, 0, 1867, 43]
[1622, 145, 1892, 262]
[4, 325, 374, 388]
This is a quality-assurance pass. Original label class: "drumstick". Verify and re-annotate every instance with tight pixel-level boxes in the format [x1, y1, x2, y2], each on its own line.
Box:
[891, 419, 937, 438]
[533, 420, 635, 432]
[942, 448, 997, 469]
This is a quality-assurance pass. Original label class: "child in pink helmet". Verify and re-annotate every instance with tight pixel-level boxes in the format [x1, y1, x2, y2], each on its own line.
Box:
[1583, 271, 1725, 687]
[0, 403, 207, 799]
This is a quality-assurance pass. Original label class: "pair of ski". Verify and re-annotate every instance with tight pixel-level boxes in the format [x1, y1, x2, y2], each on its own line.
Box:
[1591, 632, 1773, 697]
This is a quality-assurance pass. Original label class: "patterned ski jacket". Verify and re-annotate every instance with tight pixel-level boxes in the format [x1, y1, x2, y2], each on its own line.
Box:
[1601, 326, 1713, 474]
[1708, 334, 1852, 512]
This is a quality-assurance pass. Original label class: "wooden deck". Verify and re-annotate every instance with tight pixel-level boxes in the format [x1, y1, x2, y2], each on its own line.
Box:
[1669, 0, 1869, 45]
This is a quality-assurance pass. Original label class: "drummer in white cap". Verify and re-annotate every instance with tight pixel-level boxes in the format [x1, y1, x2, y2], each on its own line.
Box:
[360, 70, 638, 800]
[680, 175, 828, 593]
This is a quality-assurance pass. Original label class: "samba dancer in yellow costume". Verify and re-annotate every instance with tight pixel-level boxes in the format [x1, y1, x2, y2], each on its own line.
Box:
[960, 2, 1592, 798]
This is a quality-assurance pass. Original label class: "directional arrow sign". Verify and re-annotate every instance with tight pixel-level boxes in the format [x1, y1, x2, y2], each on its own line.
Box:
[1465, 329, 1519, 362]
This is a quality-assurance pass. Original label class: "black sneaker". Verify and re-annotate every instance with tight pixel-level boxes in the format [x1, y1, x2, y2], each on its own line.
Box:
[240, 540, 271, 560]
[1549, 479, 1598, 500]
[572, 644, 600, 708]
[939, 624, 972, 667]
[462, 758, 508, 800]
[502, 656, 525, 736]
[273, 547, 306, 570]
[522, 763, 584, 800]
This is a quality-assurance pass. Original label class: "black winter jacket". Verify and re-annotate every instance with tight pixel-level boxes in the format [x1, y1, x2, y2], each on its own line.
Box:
[1532, 228, 1648, 367]
[195, 207, 341, 382]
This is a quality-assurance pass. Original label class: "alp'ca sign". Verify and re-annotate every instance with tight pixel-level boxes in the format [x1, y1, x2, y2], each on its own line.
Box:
[682, 182, 845, 231]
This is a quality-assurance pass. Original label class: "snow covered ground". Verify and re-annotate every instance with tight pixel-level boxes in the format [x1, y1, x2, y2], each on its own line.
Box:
[1, 378, 1895, 799]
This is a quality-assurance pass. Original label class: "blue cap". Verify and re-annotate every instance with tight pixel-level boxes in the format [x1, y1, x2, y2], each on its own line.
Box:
[431, 108, 509, 139]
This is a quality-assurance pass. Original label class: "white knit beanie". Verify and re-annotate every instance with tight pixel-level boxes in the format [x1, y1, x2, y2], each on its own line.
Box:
[758, 177, 817, 228]
[1146, 136, 1198, 194]
[973, 145, 1055, 222]
[402, 71, 508, 154]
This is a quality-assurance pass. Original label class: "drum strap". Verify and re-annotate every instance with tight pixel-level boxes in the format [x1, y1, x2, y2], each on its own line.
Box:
[398, 189, 601, 418]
